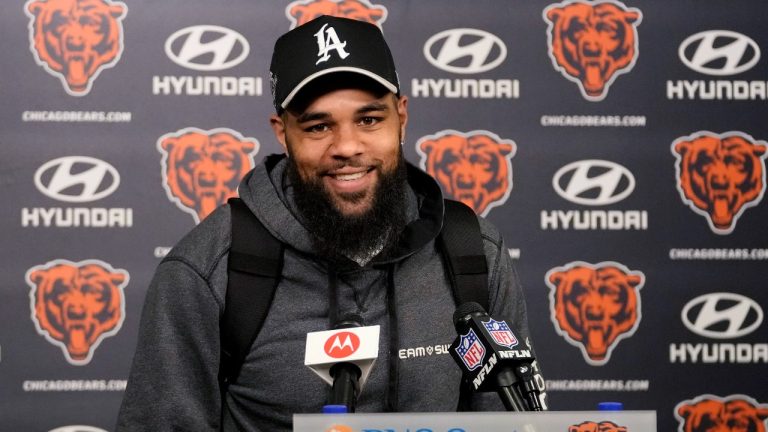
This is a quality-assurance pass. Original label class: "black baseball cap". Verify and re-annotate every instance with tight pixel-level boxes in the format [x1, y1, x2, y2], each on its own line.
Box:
[269, 15, 400, 112]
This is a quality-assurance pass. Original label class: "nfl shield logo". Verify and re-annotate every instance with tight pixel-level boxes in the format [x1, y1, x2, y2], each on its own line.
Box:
[455, 328, 486, 371]
[482, 319, 519, 349]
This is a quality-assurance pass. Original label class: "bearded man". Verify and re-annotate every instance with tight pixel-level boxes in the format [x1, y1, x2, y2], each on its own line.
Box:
[118, 15, 542, 431]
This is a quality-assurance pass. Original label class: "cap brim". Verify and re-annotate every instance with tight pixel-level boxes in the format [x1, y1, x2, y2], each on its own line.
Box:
[280, 67, 399, 110]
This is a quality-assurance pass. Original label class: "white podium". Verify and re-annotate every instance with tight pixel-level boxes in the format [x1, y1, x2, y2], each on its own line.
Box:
[294, 410, 657, 431]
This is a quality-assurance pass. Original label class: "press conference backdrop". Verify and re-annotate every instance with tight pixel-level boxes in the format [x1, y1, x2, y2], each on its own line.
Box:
[2, 0, 767, 430]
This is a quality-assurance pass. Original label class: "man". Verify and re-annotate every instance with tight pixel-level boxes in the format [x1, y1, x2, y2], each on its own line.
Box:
[117, 15, 541, 431]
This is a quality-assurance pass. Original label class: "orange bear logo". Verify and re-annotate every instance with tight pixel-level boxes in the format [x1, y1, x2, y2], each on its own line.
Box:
[675, 395, 768, 432]
[569, 421, 627, 432]
[158, 128, 259, 224]
[543, 0, 641, 101]
[286, 0, 387, 28]
[26, 259, 128, 365]
[546, 261, 643, 365]
[25, 0, 127, 96]
[417, 130, 515, 216]
[325, 425, 354, 432]
[672, 131, 767, 235]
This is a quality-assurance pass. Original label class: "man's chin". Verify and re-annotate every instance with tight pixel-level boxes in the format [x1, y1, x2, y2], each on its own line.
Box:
[330, 194, 375, 218]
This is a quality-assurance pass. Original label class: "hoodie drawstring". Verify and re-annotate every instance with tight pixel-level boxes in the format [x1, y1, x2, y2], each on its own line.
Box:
[327, 264, 399, 412]
[328, 269, 339, 328]
[384, 264, 399, 412]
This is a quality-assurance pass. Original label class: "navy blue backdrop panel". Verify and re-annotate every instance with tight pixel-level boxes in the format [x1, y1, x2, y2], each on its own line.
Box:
[1, 0, 766, 431]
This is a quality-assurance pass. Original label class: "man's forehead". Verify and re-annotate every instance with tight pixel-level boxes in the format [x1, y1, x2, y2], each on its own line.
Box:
[290, 89, 395, 120]
[285, 72, 392, 114]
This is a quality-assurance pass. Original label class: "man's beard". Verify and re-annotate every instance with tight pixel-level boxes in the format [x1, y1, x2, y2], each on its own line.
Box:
[287, 150, 409, 264]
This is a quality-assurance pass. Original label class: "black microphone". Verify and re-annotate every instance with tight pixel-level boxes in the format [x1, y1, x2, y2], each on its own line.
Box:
[450, 302, 544, 412]
[327, 314, 364, 413]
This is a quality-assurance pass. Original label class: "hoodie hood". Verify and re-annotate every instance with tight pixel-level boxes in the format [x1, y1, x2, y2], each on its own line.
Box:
[237, 154, 444, 266]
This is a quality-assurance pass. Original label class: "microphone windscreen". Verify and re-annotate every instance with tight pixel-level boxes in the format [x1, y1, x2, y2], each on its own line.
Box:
[453, 301, 486, 329]
[334, 314, 364, 329]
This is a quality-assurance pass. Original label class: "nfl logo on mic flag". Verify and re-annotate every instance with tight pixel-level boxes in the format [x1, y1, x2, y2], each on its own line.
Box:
[455, 328, 486, 371]
[482, 318, 519, 349]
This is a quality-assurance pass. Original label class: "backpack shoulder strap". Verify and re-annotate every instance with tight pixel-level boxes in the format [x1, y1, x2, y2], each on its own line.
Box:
[219, 197, 284, 392]
[438, 199, 489, 312]
[438, 199, 489, 412]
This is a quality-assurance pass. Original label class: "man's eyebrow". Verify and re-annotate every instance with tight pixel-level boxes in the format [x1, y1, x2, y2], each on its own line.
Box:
[295, 100, 390, 123]
[357, 100, 390, 114]
[296, 111, 331, 124]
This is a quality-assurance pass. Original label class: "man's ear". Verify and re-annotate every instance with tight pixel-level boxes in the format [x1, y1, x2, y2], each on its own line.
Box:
[270, 113, 287, 152]
[396, 95, 409, 142]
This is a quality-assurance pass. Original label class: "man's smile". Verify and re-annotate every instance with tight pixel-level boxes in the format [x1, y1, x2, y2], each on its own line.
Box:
[324, 166, 377, 195]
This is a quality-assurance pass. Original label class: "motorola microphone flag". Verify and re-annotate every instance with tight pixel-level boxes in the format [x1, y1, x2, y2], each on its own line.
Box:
[304, 325, 380, 390]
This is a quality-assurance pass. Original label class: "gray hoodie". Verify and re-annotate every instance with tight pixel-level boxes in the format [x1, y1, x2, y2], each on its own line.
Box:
[117, 155, 537, 431]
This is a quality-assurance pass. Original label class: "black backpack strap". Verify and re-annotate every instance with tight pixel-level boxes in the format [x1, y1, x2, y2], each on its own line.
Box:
[219, 197, 283, 395]
[438, 199, 489, 311]
[437, 199, 489, 412]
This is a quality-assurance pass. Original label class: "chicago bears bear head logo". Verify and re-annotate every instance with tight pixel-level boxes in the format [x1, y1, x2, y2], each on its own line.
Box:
[570, 421, 627, 432]
[325, 426, 354, 432]
[543, 0, 641, 101]
[672, 131, 767, 235]
[546, 261, 643, 365]
[25, 0, 127, 96]
[158, 128, 259, 224]
[675, 394, 768, 432]
[417, 130, 516, 216]
[25, 259, 128, 365]
[286, 0, 387, 29]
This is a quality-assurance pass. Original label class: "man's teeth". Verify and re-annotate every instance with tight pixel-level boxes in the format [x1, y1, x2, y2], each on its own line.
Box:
[334, 171, 366, 181]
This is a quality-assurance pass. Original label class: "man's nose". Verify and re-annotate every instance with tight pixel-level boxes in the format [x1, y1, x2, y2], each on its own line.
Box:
[329, 125, 364, 158]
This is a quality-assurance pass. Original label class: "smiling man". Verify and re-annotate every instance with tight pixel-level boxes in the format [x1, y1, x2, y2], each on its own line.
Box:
[273, 76, 410, 265]
[268, 16, 410, 266]
[118, 15, 543, 431]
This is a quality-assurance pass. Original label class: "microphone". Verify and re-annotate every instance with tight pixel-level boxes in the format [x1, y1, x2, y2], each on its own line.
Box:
[329, 316, 363, 412]
[450, 302, 544, 412]
[304, 316, 380, 413]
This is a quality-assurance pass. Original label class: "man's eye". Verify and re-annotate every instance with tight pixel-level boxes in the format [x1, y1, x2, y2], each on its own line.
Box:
[305, 124, 329, 133]
[359, 117, 380, 127]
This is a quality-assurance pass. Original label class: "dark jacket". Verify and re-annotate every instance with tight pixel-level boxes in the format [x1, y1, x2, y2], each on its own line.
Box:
[117, 155, 536, 431]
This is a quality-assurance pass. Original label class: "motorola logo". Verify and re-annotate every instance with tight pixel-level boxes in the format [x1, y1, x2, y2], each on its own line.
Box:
[165, 25, 249, 71]
[424, 28, 507, 74]
[34, 156, 120, 203]
[324, 332, 360, 359]
[552, 160, 635, 206]
[682, 292, 763, 339]
[679, 30, 760, 76]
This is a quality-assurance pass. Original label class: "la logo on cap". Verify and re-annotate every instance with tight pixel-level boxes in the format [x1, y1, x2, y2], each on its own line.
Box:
[314, 23, 349, 65]
[324, 331, 360, 358]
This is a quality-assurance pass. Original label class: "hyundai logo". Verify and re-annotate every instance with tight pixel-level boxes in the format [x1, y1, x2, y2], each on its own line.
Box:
[552, 160, 635, 206]
[165, 25, 249, 71]
[424, 28, 506, 74]
[679, 30, 760, 76]
[34, 156, 120, 203]
[682, 292, 763, 339]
